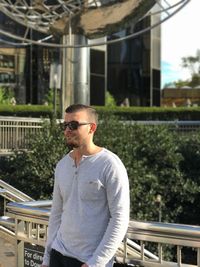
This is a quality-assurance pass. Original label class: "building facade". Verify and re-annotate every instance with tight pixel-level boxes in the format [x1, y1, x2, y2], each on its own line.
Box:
[162, 87, 200, 107]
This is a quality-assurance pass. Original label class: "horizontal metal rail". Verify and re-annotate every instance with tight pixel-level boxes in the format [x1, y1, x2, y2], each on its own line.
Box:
[0, 179, 34, 202]
[6, 201, 51, 219]
[128, 220, 200, 239]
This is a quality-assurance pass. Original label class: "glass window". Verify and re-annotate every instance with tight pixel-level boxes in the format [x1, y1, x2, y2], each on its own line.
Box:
[0, 55, 15, 68]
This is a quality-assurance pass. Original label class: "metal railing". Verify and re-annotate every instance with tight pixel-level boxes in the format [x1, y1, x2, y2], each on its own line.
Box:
[1, 116, 200, 155]
[0, 116, 44, 154]
[132, 120, 200, 133]
[126, 221, 200, 266]
[0, 179, 34, 202]
[0, 177, 200, 267]
[1, 200, 200, 267]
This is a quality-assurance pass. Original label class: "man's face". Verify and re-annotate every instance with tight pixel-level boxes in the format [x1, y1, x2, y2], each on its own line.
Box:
[63, 110, 93, 149]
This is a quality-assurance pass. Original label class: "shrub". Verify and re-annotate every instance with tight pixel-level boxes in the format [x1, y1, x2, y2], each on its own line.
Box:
[105, 91, 116, 107]
[0, 119, 67, 199]
[1, 104, 200, 120]
[95, 118, 183, 222]
[0, 104, 53, 118]
[0, 87, 15, 105]
[176, 133, 200, 225]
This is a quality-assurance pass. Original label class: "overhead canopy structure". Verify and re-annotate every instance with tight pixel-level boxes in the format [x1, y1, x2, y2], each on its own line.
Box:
[0, 0, 191, 46]
[0, 0, 155, 35]
[50, 0, 156, 38]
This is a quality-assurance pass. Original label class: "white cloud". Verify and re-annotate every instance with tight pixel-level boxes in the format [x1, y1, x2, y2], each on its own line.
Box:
[161, 0, 200, 86]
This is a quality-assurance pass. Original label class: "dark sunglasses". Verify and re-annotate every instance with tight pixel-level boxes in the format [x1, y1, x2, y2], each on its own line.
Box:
[61, 121, 91, 131]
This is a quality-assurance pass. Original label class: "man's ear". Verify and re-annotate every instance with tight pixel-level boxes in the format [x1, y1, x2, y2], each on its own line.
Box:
[90, 123, 97, 133]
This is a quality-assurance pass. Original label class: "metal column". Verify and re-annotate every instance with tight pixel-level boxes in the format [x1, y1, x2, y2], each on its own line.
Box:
[61, 34, 90, 117]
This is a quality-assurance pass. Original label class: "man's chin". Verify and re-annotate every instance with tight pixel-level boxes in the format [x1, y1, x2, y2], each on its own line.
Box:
[66, 142, 79, 150]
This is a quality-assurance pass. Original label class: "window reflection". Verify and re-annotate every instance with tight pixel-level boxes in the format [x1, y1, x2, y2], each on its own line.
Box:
[0, 54, 15, 84]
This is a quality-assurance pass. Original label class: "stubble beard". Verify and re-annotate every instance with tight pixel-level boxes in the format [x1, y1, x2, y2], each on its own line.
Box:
[66, 137, 87, 151]
[66, 142, 79, 150]
[65, 136, 79, 150]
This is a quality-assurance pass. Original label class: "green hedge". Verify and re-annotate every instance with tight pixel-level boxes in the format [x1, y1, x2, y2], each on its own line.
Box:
[0, 104, 53, 118]
[95, 106, 200, 121]
[1, 104, 200, 120]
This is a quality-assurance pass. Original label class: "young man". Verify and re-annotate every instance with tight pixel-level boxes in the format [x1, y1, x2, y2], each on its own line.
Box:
[41, 104, 130, 267]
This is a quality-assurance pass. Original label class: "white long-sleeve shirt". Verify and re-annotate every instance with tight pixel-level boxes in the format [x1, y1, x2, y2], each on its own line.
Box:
[42, 148, 130, 267]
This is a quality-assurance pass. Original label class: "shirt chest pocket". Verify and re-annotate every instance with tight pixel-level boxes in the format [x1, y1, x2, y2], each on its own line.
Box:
[79, 179, 105, 200]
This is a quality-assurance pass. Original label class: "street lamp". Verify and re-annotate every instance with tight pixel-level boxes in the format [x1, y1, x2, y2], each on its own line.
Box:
[50, 64, 62, 117]
[155, 194, 162, 222]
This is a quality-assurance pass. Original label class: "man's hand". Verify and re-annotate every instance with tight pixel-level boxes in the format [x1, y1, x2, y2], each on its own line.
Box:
[81, 264, 89, 267]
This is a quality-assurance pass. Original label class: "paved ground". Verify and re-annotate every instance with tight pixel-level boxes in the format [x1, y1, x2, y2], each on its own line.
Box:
[0, 237, 16, 267]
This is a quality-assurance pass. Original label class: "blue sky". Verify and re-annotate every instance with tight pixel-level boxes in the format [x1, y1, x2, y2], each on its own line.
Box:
[161, 0, 200, 88]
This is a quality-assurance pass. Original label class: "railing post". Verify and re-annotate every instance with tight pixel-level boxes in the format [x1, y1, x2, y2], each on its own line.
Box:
[177, 245, 182, 267]
[16, 218, 25, 267]
[158, 243, 163, 263]
[16, 120, 19, 149]
[197, 248, 200, 267]
[141, 241, 145, 261]
[123, 235, 127, 264]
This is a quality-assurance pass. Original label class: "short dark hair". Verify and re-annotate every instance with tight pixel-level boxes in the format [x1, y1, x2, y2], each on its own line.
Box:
[65, 104, 98, 124]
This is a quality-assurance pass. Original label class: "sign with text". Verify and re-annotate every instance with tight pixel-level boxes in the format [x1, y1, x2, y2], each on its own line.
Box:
[24, 243, 44, 267]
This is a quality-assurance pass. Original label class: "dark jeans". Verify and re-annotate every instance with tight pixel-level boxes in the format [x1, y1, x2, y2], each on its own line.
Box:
[49, 249, 84, 267]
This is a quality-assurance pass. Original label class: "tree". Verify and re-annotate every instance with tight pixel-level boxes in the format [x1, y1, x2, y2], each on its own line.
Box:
[178, 49, 200, 87]
[182, 50, 200, 77]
